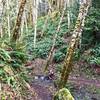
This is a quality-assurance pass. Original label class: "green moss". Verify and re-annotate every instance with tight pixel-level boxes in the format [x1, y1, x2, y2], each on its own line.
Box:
[54, 88, 74, 100]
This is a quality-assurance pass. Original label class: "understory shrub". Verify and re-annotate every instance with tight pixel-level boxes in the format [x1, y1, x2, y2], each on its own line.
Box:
[88, 44, 100, 66]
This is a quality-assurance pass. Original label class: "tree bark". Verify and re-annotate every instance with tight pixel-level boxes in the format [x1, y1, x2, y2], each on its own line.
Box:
[44, 0, 67, 72]
[12, 0, 26, 42]
[67, 0, 71, 30]
[0, 0, 3, 38]
[41, 0, 53, 37]
[6, 0, 11, 39]
[32, 0, 39, 48]
[59, 0, 91, 89]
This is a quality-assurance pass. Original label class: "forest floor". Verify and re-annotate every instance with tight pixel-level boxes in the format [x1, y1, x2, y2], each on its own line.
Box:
[25, 58, 100, 100]
[1, 44, 100, 100]
[1, 54, 100, 100]
[1, 34, 100, 100]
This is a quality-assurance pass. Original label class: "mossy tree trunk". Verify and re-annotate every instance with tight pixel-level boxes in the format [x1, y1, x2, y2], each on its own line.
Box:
[59, 0, 91, 89]
[12, 0, 26, 42]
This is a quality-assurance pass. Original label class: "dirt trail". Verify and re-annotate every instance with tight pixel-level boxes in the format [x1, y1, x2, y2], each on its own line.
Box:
[69, 76, 100, 88]
[27, 59, 100, 88]
[26, 59, 100, 100]
[31, 83, 53, 100]
[30, 76, 100, 100]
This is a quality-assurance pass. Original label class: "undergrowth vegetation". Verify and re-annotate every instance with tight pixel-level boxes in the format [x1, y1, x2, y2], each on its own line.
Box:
[88, 44, 100, 66]
[25, 5, 100, 66]
[0, 40, 30, 99]
[0, 0, 100, 99]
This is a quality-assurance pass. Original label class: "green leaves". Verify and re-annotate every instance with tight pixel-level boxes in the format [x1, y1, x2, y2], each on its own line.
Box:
[88, 44, 100, 66]
[82, 6, 100, 49]
[54, 46, 67, 63]
[32, 38, 52, 58]
[0, 48, 11, 61]
[10, 51, 28, 63]
[90, 57, 100, 65]
[0, 47, 28, 82]
[54, 51, 65, 63]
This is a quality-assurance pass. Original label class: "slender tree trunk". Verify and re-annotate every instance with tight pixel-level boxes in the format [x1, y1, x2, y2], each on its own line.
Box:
[32, 0, 39, 48]
[20, 10, 28, 40]
[20, 11, 25, 39]
[56, 1, 60, 9]
[6, 0, 11, 39]
[78, 0, 87, 48]
[16, 0, 19, 12]
[41, 0, 52, 37]
[24, 11, 28, 33]
[0, 0, 3, 38]
[28, 0, 33, 26]
[59, 0, 91, 89]
[44, 0, 67, 72]
[12, 0, 26, 42]
[60, 0, 64, 9]
[67, 0, 71, 30]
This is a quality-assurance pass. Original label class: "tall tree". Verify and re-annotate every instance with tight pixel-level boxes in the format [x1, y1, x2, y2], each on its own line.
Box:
[6, 0, 11, 39]
[28, 0, 34, 26]
[32, 0, 39, 48]
[59, 0, 91, 88]
[12, 0, 26, 42]
[0, 0, 3, 38]
[41, 0, 53, 37]
[67, 0, 71, 30]
[44, 0, 67, 72]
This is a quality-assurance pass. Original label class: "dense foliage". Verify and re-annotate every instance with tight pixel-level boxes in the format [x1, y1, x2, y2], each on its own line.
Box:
[0, 0, 100, 99]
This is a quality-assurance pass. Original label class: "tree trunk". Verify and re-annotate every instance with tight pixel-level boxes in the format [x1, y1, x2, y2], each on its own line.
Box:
[67, 0, 71, 30]
[12, 0, 26, 42]
[41, 0, 52, 37]
[44, 0, 67, 72]
[6, 0, 11, 39]
[0, 0, 3, 38]
[28, 0, 33, 26]
[59, 0, 91, 89]
[32, 0, 39, 48]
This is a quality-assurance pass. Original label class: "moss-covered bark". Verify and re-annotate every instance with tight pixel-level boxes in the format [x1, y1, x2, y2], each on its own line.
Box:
[12, 0, 26, 42]
[59, 0, 91, 89]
